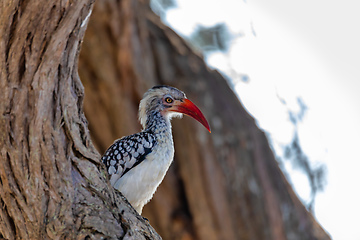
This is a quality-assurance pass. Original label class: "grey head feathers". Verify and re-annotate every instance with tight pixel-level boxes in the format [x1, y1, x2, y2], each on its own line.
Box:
[138, 86, 186, 129]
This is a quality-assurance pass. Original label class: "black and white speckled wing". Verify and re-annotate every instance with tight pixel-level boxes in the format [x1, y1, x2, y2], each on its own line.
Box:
[102, 131, 157, 178]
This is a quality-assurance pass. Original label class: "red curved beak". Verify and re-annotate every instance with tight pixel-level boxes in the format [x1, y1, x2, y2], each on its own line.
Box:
[170, 99, 211, 133]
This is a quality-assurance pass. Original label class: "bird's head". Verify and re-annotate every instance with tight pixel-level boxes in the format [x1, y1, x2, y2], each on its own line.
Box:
[139, 85, 211, 132]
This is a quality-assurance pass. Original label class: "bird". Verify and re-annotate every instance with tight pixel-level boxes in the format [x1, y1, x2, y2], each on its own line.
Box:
[101, 85, 210, 214]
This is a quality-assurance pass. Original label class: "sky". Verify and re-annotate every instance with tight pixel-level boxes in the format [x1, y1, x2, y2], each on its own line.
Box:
[163, 0, 360, 239]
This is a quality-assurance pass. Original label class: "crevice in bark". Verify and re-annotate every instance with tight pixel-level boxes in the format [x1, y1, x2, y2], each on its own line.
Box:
[8, 116, 15, 147]
[49, 4, 59, 32]
[6, 8, 18, 66]
[19, 0, 30, 15]
[5, 152, 24, 207]
[18, 49, 26, 82]
[25, 32, 33, 52]
[2, 202, 16, 238]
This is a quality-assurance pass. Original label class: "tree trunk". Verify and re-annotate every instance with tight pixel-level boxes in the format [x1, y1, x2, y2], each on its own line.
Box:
[0, 0, 160, 239]
[79, 0, 331, 240]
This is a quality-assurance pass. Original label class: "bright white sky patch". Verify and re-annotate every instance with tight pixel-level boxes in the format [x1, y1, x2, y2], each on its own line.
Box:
[165, 0, 360, 239]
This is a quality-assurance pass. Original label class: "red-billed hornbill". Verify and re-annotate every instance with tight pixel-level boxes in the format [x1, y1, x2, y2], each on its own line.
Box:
[102, 85, 210, 214]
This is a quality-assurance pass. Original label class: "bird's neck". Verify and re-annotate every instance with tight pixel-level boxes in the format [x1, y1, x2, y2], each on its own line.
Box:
[144, 111, 172, 136]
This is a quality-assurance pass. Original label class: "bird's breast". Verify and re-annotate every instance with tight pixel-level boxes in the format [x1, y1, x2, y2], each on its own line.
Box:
[112, 135, 174, 211]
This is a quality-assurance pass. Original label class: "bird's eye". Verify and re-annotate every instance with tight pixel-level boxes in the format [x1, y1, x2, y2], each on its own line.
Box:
[165, 97, 173, 104]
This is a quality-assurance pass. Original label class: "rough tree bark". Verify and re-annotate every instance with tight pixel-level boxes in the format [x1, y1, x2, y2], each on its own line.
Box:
[0, 0, 160, 239]
[79, 0, 331, 240]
